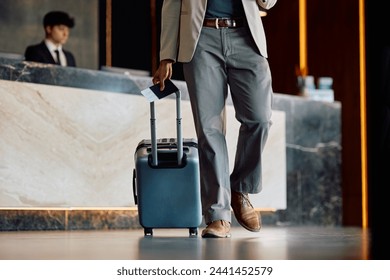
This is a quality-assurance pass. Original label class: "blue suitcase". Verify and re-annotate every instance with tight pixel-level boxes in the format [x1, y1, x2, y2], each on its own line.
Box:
[133, 88, 202, 236]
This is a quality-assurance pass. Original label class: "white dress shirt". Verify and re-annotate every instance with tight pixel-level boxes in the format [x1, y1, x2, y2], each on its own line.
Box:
[45, 39, 67, 66]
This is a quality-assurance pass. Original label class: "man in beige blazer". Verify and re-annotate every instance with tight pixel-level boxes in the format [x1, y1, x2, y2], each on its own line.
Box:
[153, 0, 277, 238]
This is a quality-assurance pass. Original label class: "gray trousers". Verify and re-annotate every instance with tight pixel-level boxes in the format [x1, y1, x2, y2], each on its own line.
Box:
[183, 26, 273, 224]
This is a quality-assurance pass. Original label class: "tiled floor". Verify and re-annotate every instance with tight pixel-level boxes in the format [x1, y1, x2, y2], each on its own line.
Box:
[0, 226, 370, 260]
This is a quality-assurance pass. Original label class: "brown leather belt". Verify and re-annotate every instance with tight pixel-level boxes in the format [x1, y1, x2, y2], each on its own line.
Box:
[203, 18, 246, 29]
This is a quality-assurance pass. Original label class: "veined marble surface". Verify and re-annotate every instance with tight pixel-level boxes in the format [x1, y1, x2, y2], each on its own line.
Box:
[0, 80, 286, 209]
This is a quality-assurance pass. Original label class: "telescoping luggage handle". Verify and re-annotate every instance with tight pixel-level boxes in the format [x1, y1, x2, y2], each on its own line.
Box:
[150, 89, 183, 167]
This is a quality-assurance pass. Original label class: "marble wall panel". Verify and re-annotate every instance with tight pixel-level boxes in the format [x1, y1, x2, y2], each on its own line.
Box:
[0, 209, 140, 231]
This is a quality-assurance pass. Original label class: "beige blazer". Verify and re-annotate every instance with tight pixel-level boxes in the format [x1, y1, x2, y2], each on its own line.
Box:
[159, 0, 277, 63]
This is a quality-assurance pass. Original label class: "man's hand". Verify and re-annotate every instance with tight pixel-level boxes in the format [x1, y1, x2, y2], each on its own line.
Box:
[152, 59, 174, 91]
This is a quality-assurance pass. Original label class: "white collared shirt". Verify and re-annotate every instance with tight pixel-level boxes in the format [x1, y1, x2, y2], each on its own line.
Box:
[45, 39, 67, 66]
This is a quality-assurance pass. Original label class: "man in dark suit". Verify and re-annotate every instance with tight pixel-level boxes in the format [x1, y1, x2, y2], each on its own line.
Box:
[24, 11, 76, 67]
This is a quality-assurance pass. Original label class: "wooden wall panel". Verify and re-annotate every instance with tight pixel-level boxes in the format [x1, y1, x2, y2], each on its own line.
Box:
[263, 0, 363, 226]
[309, 1, 362, 226]
[263, 0, 300, 95]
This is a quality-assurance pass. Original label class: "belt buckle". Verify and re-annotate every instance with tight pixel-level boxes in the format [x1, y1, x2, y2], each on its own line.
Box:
[215, 18, 219, 29]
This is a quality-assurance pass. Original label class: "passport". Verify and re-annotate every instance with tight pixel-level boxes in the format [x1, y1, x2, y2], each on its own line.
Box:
[140, 79, 179, 102]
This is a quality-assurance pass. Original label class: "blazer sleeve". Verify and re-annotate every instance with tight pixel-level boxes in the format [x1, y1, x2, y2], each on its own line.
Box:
[24, 46, 35, 61]
[24, 45, 45, 62]
[257, 0, 277, 10]
[159, 0, 182, 62]
[24, 42, 55, 64]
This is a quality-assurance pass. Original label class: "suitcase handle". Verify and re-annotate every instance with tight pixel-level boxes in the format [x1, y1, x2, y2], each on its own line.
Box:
[150, 90, 183, 167]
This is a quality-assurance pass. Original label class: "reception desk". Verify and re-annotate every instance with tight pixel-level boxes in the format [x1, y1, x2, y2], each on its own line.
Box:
[0, 59, 341, 229]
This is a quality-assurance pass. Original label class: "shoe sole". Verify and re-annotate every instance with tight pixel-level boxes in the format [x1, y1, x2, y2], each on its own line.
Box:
[237, 220, 261, 232]
[201, 232, 231, 238]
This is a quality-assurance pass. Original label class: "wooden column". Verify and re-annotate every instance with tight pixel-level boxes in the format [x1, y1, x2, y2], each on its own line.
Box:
[150, 0, 158, 75]
[359, 0, 368, 228]
[298, 0, 308, 76]
[106, 0, 112, 66]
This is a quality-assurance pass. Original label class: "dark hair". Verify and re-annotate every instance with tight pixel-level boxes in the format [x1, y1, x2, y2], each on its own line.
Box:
[43, 11, 75, 28]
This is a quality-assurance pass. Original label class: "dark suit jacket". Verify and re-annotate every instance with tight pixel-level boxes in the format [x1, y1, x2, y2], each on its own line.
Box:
[24, 41, 76, 67]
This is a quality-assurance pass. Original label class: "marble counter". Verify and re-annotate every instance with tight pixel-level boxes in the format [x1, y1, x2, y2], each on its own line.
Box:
[0, 79, 286, 209]
[0, 59, 341, 229]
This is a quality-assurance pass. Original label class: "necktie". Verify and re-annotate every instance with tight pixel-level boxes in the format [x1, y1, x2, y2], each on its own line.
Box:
[54, 49, 61, 65]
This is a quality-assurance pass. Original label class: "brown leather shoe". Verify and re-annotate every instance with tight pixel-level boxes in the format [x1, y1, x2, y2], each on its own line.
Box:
[231, 191, 261, 232]
[201, 220, 231, 238]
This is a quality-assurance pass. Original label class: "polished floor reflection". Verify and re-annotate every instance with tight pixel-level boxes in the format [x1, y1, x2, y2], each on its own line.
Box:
[0, 226, 369, 260]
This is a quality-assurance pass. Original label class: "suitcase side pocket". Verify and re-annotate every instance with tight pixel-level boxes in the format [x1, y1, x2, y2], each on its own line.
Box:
[132, 169, 137, 205]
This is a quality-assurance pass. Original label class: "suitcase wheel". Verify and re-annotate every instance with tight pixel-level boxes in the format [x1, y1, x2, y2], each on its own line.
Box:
[189, 228, 198, 236]
[144, 228, 153, 236]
